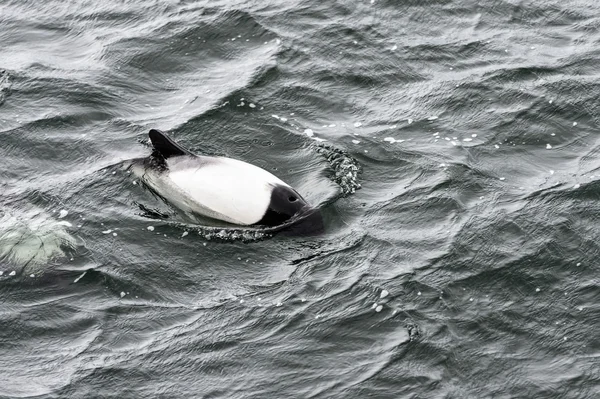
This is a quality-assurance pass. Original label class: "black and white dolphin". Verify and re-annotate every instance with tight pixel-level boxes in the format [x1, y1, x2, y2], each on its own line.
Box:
[131, 129, 323, 234]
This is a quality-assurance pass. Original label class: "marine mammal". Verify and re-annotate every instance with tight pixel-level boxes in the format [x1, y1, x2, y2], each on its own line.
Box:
[131, 129, 323, 234]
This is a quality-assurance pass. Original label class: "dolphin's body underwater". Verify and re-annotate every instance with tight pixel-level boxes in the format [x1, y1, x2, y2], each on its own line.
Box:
[131, 129, 323, 234]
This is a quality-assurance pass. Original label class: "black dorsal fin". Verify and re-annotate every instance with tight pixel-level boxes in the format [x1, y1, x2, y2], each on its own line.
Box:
[148, 129, 194, 158]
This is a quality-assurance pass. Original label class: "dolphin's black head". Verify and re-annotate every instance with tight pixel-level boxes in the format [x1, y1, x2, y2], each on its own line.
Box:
[256, 184, 324, 235]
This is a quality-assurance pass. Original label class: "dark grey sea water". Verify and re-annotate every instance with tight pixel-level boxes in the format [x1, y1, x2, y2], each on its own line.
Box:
[1, 0, 600, 397]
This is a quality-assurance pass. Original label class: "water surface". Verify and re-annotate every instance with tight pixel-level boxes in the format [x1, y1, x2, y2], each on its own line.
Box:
[1, 0, 599, 397]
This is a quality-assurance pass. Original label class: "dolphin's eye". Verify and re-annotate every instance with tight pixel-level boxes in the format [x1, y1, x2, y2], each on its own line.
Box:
[288, 196, 297, 202]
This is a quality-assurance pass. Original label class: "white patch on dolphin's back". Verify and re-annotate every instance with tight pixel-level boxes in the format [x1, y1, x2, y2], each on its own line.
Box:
[166, 156, 288, 225]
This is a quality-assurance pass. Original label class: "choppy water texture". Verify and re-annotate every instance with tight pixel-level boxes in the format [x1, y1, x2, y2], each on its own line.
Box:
[1, 0, 600, 397]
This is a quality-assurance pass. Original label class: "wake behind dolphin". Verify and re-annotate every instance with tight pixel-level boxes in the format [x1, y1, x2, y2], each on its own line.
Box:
[130, 129, 324, 235]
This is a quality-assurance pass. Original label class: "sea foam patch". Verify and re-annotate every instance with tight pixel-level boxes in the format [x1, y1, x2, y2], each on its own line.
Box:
[0, 207, 78, 273]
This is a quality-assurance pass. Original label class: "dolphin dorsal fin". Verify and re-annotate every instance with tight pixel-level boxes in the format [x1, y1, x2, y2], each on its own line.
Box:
[149, 129, 194, 159]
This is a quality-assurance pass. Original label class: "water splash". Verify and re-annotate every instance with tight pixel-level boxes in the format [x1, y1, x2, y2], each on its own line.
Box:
[0, 207, 78, 274]
[185, 225, 271, 242]
[313, 142, 362, 197]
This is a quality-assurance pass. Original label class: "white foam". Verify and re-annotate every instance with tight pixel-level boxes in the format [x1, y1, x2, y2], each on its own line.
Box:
[573, 184, 581, 189]
[271, 114, 280, 120]
[352, 139, 360, 144]
[304, 128, 314, 137]
[380, 289, 389, 299]
[9, 271, 16, 276]
[428, 116, 439, 121]
[353, 122, 362, 127]
[463, 138, 472, 142]
[0, 209, 66, 269]
[407, 118, 413, 124]
[120, 292, 126, 298]
[29, 274, 34, 278]
[390, 44, 397, 51]
[102, 230, 112, 234]
[249, 103, 256, 108]
[573, 122, 578, 126]
[147, 226, 155, 231]
[536, 288, 540, 292]
[112, 232, 117, 237]
[182, 231, 189, 238]
[472, 134, 477, 137]
[57, 221, 72, 227]
[494, 144, 499, 149]
[375, 305, 383, 312]
[58, 210, 68, 219]
[371, 303, 378, 309]
[0, 271, 3, 276]
[546, 144, 552, 149]
[74, 271, 86, 283]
